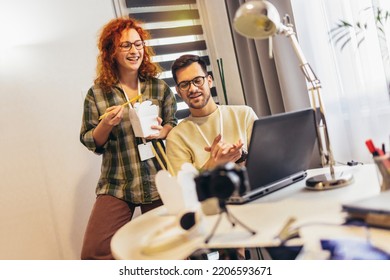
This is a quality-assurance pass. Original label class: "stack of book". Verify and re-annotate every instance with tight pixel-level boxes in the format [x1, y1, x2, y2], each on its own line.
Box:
[342, 191, 390, 228]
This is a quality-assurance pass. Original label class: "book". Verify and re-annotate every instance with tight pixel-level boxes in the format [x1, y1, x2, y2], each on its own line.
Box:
[342, 191, 390, 228]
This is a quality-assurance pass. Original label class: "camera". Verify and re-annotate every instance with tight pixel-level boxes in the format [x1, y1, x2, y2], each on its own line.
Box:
[194, 162, 250, 202]
[194, 163, 257, 240]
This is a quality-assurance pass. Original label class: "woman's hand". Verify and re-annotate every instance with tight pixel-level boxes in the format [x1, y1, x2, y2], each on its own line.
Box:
[93, 105, 124, 148]
[100, 105, 124, 127]
[146, 117, 173, 140]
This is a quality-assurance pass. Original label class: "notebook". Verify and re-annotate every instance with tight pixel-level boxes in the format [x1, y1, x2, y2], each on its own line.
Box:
[342, 191, 390, 215]
[227, 108, 317, 204]
[342, 191, 390, 228]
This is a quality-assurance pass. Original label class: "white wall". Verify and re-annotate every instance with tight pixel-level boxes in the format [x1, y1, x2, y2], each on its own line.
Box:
[0, 0, 242, 260]
[0, 0, 115, 259]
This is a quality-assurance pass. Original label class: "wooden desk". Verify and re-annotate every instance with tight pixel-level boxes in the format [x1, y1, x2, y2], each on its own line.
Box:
[111, 164, 390, 259]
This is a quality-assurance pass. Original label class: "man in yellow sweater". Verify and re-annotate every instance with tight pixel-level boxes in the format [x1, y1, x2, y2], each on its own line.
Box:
[166, 55, 258, 260]
[166, 54, 258, 174]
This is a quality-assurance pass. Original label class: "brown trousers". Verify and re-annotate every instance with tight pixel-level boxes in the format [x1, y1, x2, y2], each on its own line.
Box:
[81, 194, 163, 260]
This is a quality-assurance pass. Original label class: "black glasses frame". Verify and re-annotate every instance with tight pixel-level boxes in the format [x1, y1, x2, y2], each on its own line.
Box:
[177, 76, 208, 92]
[118, 40, 145, 52]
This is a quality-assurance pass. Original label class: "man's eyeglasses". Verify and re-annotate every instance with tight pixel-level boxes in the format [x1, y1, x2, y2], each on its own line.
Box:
[177, 76, 208, 92]
[119, 40, 145, 52]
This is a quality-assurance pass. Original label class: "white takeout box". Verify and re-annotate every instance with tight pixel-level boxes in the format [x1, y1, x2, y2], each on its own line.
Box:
[128, 100, 159, 138]
[155, 163, 200, 215]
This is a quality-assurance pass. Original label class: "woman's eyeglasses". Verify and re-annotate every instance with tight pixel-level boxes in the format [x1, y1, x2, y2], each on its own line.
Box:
[119, 40, 145, 52]
[177, 76, 208, 92]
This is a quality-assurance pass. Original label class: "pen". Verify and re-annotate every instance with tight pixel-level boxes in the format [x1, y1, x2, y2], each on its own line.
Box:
[365, 139, 380, 156]
[367, 139, 390, 174]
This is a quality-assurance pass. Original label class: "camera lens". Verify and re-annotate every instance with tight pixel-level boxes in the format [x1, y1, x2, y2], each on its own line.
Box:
[211, 170, 239, 200]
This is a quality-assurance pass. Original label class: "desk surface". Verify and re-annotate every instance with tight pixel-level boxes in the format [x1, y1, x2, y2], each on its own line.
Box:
[111, 164, 390, 259]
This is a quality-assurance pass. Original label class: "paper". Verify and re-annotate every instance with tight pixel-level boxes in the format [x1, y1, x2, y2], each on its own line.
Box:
[138, 142, 155, 161]
[321, 238, 390, 260]
[128, 100, 159, 138]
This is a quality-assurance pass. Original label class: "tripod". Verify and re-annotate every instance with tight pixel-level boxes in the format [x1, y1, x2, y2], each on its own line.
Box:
[204, 199, 257, 244]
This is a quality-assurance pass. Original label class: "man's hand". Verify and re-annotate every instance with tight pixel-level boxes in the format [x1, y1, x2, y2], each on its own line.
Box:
[203, 134, 244, 169]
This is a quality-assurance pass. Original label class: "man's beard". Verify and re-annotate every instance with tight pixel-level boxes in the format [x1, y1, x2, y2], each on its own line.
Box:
[188, 92, 211, 109]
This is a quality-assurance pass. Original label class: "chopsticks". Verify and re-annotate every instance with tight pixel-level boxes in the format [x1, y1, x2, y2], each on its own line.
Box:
[151, 142, 175, 176]
[157, 142, 175, 176]
[151, 145, 167, 172]
[98, 95, 141, 120]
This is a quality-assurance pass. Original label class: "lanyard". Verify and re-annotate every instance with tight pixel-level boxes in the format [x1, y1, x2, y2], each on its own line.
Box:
[122, 78, 147, 143]
[194, 107, 223, 147]
[122, 78, 141, 107]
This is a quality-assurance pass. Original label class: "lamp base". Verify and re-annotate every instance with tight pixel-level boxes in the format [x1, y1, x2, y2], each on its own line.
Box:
[305, 173, 354, 191]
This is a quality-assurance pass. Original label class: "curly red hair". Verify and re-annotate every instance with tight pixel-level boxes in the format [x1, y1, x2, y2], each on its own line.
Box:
[94, 16, 161, 92]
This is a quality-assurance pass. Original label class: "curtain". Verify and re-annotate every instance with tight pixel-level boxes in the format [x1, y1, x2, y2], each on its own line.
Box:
[225, 0, 311, 116]
[292, 0, 390, 163]
[225, 0, 320, 167]
[226, 0, 390, 165]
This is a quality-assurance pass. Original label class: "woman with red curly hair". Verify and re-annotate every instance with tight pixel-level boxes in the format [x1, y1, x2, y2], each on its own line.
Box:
[80, 17, 177, 259]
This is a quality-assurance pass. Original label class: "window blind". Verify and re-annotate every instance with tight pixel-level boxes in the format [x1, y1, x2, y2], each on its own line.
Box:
[116, 0, 219, 119]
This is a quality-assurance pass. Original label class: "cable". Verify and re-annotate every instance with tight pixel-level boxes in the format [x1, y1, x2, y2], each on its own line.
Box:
[335, 160, 364, 166]
[347, 160, 364, 166]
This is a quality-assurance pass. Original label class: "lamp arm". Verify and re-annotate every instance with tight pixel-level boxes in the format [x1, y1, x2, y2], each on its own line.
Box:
[233, 1, 352, 188]
[281, 25, 321, 89]
[281, 25, 336, 175]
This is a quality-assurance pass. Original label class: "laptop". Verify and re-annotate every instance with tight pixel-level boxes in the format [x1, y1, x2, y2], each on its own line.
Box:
[227, 108, 317, 204]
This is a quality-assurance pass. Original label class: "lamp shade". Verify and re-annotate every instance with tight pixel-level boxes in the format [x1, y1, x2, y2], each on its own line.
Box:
[233, 0, 282, 39]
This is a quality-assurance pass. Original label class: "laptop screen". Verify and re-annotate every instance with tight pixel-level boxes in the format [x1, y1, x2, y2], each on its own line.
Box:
[245, 108, 317, 191]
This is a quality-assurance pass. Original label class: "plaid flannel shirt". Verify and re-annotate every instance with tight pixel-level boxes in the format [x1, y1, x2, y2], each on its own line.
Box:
[80, 77, 177, 204]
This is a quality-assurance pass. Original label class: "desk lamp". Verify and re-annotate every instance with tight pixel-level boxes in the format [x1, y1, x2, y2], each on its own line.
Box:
[233, 0, 353, 190]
